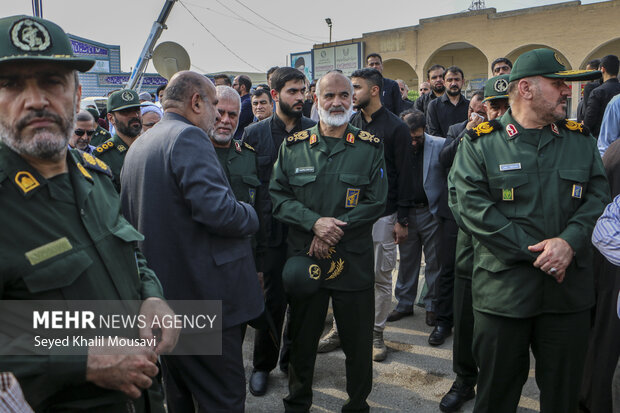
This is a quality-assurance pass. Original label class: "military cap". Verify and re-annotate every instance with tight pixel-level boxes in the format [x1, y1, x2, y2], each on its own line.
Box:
[107, 89, 141, 113]
[282, 248, 346, 298]
[0, 15, 94, 72]
[509, 48, 601, 82]
[85, 107, 100, 120]
[483, 74, 510, 102]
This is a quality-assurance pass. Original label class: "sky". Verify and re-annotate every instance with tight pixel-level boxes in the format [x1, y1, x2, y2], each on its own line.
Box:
[2, 0, 606, 74]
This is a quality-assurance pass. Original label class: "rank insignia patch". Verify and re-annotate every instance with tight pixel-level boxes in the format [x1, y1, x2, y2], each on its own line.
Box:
[346, 133, 355, 144]
[506, 124, 518, 137]
[14, 171, 40, 194]
[249, 188, 256, 205]
[572, 184, 583, 199]
[345, 188, 360, 208]
[235, 141, 242, 153]
[551, 123, 559, 135]
[502, 188, 514, 201]
[309, 134, 317, 145]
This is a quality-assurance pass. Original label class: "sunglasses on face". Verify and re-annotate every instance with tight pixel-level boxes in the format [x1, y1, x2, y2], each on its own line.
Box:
[74, 129, 96, 137]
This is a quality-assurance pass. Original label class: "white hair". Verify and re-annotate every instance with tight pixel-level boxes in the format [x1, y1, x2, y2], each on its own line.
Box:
[216, 85, 241, 110]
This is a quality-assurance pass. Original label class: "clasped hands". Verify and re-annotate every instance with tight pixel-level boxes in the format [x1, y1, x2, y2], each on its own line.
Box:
[310, 217, 347, 259]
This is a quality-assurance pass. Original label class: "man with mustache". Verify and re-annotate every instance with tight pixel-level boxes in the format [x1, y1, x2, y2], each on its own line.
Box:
[449, 48, 609, 413]
[270, 71, 387, 412]
[243, 67, 316, 397]
[251, 88, 273, 122]
[415, 64, 446, 114]
[426, 66, 469, 138]
[68, 110, 97, 154]
[94, 89, 143, 191]
[0, 15, 177, 412]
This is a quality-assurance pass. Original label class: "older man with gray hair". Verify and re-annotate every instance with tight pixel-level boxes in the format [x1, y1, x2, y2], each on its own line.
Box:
[68, 110, 97, 153]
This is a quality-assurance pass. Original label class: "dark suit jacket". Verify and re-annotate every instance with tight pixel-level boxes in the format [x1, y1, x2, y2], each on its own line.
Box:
[577, 79, 603, 122]
[121, 112, 263, 328]
[382, 77, 403, 116]
[439, 120, 468, 169]
[242, 115, 316, 247]
[585, 78, 620, 137]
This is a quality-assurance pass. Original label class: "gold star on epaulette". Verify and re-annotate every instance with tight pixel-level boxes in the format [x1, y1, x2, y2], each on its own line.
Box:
[357, 130, 381, 146]
[286, 130, 310, 145]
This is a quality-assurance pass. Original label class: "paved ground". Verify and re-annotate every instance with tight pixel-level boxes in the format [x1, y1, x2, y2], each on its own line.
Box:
[243, 263, 542, 413]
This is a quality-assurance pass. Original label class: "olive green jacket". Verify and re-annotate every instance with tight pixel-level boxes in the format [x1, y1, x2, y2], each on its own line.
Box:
[93, 134, 128, 192]
[0, 143, 164, 411]
[89, 125, 112, 148]
[448, 111, 610, 317]
[270, 124, 388, 291]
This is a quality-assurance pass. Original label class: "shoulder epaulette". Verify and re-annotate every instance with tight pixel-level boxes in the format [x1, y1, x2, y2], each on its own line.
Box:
[243, 142, 255, 152]
[286, 130, 309, 145]
[95, 140, 115, 155]
[466, 119, 502, 141]
[78, 151, 113, 178]
[357, 130, 381, 146]
[559, 119, 591, 136]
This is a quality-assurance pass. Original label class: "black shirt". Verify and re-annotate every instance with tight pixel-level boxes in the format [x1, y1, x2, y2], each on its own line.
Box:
[270, 113, 305, 156]
[426, 93, 469, 138]
[405, 146, 428, 207]
[414, 91, 440, 114]
[350, 106, 411, 218]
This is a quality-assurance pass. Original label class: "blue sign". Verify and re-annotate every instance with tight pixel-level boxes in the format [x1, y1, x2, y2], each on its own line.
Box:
[71, 40, 109, 57]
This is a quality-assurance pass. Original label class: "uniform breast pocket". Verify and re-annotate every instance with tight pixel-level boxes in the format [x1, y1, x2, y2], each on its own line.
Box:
[558, 169, 589, 211]
[241, 175, 261, 206]
[339, 174, 370, 209]
[22, 250, 93, 295]
[289, 174, 317, 200]
[488, 173, 529, 217]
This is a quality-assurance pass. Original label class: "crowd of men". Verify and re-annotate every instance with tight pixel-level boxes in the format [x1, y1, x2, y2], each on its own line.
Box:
[1, 13, 620, 413]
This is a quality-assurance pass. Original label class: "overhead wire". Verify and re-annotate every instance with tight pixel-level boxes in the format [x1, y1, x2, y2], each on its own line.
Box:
[231, 0, 325, 43]
[178, 1, 262, 72]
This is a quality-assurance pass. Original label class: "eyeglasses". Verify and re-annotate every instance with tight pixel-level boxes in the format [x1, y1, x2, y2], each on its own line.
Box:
[74, 129, 96, 137]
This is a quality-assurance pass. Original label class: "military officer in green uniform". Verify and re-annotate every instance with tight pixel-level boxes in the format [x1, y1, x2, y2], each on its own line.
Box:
[85, 106, 112, 147]
[449, 49, 610, 413]
[270, 71, 387, 413]
[94, 89, 143, 191]
[210, 85, 269, 273]
[0, 15, 177, 412]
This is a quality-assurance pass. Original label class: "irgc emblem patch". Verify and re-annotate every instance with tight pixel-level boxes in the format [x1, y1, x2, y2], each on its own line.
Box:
[121, 91, 134, 102]
[345, 188, 360, 208]
[494, 78, 508, 93]
[11, 18, 51, 52]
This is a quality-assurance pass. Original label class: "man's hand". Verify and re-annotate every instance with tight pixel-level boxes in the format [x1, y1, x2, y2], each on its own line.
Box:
[309, 236, 332, 259]
[528, 237, 575, 283]
[393, 222, 408, 244]
[466, 113, 485, 131]
[86, 341, 159, 399]
[139, 297, 180, 355]
[312, 217, 347, 245]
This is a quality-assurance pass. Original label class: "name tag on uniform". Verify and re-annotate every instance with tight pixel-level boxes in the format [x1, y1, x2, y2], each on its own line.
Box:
[25, 237, 73, 266]
[345, 188, 360, 208]
[572, 184, 583, 199]
[295, 166, 315, 174]
[499, 163, 521, 172]
[502, 188, 514, 201]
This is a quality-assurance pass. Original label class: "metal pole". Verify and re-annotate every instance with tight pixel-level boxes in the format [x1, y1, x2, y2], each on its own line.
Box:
[126, 0, 177, 90]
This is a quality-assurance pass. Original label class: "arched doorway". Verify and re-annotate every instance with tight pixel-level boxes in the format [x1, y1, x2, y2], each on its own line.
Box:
[580, 37, 620, 68]
[506, 44, 572, 69]
[424, 42, 489, 97]
[382, 58, 419, 99]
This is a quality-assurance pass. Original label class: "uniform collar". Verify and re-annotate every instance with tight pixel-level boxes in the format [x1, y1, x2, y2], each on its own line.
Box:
[309, 123, 358, 156]
[500, 109, 562, 147]
[0, 142, 48, 198]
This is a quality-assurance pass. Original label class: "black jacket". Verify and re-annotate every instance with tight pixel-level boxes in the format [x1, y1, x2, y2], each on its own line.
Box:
[438, 120, 468, 169]
[381, 77, 403, 116]
[584, 78, 620, 137]
[414, 92, 439, 114]
[577, 79, 603, 122]
[426, 93, 469, 138]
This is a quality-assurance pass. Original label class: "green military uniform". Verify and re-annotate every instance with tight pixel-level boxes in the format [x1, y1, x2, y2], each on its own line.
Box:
[89, 125, 112, 147]
[93, 134, 128, 192]
[270, 124, 387, 412]
[449, 110, 610, 412]
[214, 140, 268, 270]
[0, 143, 165, 412]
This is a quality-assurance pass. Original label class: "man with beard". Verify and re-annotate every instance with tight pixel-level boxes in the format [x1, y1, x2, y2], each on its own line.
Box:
[68, 110, 97, 153]
[316, 68, 410, 362]
[242, 67, 316, 397]
[94, 89, 142, 191]
[121, 71, 263, 412]
[366, 53, 402, 115]
[415, 65, 446, 114]
[0, 15, 177, 412]
[270, 70, 387, 413]
[449, 48, 608, 413]
[426, 66, 469, 138]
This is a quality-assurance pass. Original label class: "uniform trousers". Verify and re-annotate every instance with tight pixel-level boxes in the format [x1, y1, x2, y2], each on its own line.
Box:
[162, 325, 246, 413]
[394, 207, 442, 312]
[372, 213, 397, 332]
[473, 310, 590, 413]
[253, 243, 288, 372]
[284, 288, 374, 413]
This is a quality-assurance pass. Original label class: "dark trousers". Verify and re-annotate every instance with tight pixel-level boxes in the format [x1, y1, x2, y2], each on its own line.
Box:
[284, 288, 374, 413]
[253, 243, 288, 372]
[435, 217, 458, 328]
[453, 276, 477, 387]
[162, 325, 246, 413]
[473, 310, 590, 413]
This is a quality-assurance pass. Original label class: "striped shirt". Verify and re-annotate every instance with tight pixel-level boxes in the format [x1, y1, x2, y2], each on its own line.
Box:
[592, 194, 620, 318]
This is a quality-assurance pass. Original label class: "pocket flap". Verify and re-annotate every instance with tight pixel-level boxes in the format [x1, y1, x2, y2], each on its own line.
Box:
[476, 254, 512, 274]
[339, 174, 369, 186]
[23, 250, 93, 293]
[289, 174, 317, 187]
[241, 175, 261, 187]
[111, 223, 145, 243]
[488, 173, 528, 189]
[558, 169, 588, 182]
